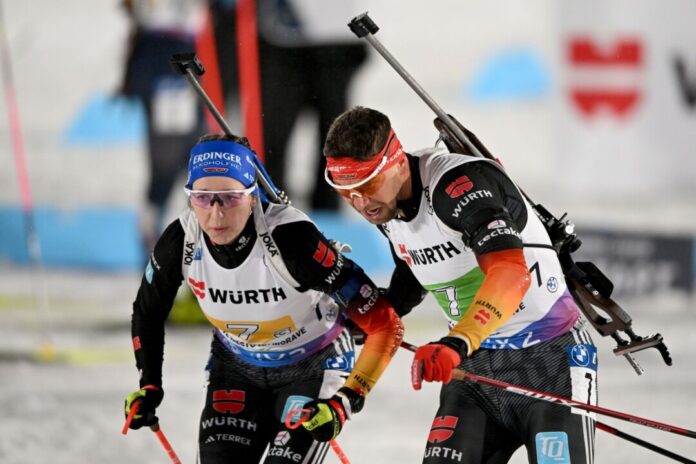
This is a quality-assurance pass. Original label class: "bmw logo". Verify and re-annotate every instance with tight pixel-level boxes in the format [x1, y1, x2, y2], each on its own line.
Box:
[547, 277, 558, 293]
[570, 345, 590, 367]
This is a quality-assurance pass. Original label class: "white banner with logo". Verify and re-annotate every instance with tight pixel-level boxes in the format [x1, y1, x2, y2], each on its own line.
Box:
[555, 0, 696, 203]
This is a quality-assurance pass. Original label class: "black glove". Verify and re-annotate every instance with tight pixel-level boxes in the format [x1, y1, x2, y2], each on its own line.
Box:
[124, 385, 163, 430]
[301, 387, 363, 442]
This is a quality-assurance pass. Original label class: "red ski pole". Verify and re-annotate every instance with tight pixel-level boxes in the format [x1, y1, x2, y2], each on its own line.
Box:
[402, 341, 695, 439]
[150, 423, 182, 464]
[122, 402, 183, 463]
[402, 340, 695, 464]
[451, 369, 696, 439]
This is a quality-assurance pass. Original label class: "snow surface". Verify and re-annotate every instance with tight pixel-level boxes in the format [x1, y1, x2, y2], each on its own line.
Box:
[1, 267, 695, 463]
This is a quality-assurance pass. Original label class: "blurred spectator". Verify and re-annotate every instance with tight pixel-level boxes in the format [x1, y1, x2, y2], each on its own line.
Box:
[195, 1, 367, 211]
[256, 0, 368, 211]
[119, 0, 208, 254]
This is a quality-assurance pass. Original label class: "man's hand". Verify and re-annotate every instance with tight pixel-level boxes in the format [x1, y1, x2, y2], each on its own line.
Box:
[124, 385, 163, 430]
[411, 339, 464, 390]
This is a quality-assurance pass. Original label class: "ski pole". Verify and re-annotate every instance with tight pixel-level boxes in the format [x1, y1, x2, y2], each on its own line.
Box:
[0, 0, 56, 361]
[596, 422, 695, 464]
[150, 423, 182, 464]
[452, 369, 696, 440]
[170, 52, 289, 205]
[402, 341, 696, 441]
[122, 402, 183, 464]
[285, 408, 351, 464]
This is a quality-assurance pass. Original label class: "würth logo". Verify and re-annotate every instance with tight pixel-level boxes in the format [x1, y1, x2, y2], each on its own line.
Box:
[313, 241, 336, 268]
[188, 277, 206, 299]
[473, 308, 491, 325]
[398, 242, 461, 267]
[212, 389, 245, 414]
[568, 37, 643, 119]
[445, 176, 474, 198]
[398, 244, 413, 266]
[428, 416, 458, 443]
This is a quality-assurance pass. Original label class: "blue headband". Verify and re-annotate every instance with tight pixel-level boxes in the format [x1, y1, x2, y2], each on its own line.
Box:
[186, 140, 257, 189]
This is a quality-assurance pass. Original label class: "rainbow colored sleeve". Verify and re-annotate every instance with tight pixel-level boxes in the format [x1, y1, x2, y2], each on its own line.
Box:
[448, 249, 531, 354]
[344, 297, 404, 396]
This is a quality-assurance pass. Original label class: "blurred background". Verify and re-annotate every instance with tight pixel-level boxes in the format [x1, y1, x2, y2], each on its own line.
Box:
[0, 0, 694, 463]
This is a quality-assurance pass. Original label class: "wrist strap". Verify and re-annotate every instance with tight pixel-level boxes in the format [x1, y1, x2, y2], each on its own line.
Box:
[328, 399, 347, 426]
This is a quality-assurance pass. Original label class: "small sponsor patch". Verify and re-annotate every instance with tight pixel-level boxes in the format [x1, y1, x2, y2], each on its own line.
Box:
[203, 167, 229, 174]
[313, 241, 336, 267]
[487, 219, 507, 229]
[274, 430, 291, 446]
[359, 284, 373, 298]
[428, 416, 458, 444]
[547, 277, 558, 292]
[568, 344, 597, 370]
[145, 261, 154, 284]
[323, 352, 355, 371]
[212, 389, 246, 414]
[325, 306, 337, 322]
[445, 175, 474, 198]
[535, 431, 570, 463]
[281, 395, 312, 425]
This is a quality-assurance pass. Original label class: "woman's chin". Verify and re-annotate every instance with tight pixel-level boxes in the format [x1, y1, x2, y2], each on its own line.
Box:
[207, 228, 234, 245]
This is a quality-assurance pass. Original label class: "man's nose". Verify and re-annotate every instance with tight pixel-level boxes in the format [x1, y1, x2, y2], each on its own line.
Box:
[351, 193, 370, 210]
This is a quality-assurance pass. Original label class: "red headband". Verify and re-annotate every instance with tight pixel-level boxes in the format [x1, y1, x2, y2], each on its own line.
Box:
[326, 129, 405, 182]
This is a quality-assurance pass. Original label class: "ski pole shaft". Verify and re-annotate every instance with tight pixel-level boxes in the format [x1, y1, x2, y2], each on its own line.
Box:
[0, 0, 55, 358]
[348, 13, 484, 160]
[122, 401, 139, 434]
[170, 53, 281, 204]
[401, 341, 696, 441]
[122, 402, 183, 463]
[329, 440, 351, 464]
[150, 423, 183, 464]
[596, 422, 695, 464]
[452, 369, 696, 439]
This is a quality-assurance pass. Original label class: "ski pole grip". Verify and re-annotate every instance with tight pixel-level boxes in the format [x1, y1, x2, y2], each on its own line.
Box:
[349, 13, 379, 38]
[170, 52, 205, 76]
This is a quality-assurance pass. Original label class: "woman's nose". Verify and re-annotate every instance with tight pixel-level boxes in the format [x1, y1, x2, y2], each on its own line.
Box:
[210, 201, 224, 217]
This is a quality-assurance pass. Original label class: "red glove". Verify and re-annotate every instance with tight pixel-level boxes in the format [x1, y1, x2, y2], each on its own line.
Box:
[411, 343, 461, 390]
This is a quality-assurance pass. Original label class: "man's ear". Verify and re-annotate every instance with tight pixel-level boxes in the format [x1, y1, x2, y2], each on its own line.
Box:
[397, 157, 409, 178]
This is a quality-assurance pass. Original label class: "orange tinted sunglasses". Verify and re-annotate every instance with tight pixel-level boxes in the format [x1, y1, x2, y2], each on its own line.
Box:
[334, 171, 389, 200]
